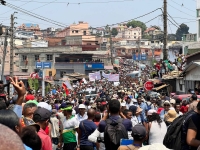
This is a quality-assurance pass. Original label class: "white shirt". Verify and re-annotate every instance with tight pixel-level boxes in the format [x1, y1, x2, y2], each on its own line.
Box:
[177, 111, 183, 117]
[75, 113, 88, 123]
[131, 116, 139, 127]
[126, 102, 134, 109]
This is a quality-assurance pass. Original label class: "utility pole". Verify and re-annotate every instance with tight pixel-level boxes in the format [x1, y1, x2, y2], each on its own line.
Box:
[108, 26, 113, 65]
[163, 0, 168, 60]
[1, 27, 8, 81]
[9, 14, 15, 97]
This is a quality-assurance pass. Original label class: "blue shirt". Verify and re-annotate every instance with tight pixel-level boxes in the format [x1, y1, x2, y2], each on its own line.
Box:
[160, 110, 168, 120]
[138, 102, 148, 122]
[98, 116, 132, 132]
[24, 144, 32, 150]
[13, 105, 22, 118]
[79, 120, 97, 146]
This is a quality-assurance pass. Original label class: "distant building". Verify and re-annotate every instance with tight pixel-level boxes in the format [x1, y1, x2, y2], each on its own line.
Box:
[18, 23, 40, 31]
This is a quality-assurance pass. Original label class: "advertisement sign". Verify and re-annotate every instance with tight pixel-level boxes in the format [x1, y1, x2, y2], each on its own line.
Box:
[133, 53, 147, 61]
[35, 62, 52, 69]
[84, 63, 104, 70]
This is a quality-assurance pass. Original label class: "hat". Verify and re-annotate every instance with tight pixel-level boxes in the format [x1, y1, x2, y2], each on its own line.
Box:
[165, 110, 177, 122]
[26, 100, 38, 106]
[33, 108, 51, 122]
[79, 104, 86, 109]
[131, 124, 146, 139]
[147, 109, 157, 116]
[60, 105, 73, 111]
[170, 99, 176, 104]
[38, 102, 52, 111]
[164, 101, 170, 105]
[132, 99, 137, 103]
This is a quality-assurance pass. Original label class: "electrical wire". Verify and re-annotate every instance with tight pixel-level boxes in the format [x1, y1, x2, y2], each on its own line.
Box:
[168, 3, 195, 17]
[4, 2, 68, 27]
[172, 17, 196, 21]
[5, 0, 134, 4]
[167, 13, 180, 27]
[167, 18, 179, 28]
[170, 0, 196, 13]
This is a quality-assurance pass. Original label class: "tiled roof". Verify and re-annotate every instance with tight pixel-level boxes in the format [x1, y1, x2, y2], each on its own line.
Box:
[144, 27, 156, 33]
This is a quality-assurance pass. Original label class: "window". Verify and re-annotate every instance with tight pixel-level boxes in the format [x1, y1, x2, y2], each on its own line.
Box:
[76, 30, 78, 33]
[83, 31, 86, 35]
[49, 71, 52, 76]
[60, 71, 66, 78]
[22, 69, 28, 72]
[35, 55, 39, 61]
[72, 30, 74, 33]
[22, 55, 27, 61]
[134, 33, 136, 35]
[46, 54, 53, 61]
[134, 36, 136, 39]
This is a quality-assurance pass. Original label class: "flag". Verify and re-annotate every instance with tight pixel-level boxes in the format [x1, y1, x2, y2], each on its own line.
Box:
[64, 80, 73, 90]
[82, 78, 87, 84]
[62, 83, 69, 95]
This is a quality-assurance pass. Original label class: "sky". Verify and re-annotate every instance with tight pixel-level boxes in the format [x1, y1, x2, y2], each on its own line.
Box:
[0, 0, 197, 34]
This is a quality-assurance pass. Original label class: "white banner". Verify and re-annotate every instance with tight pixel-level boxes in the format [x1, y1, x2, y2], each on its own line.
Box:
[102, 72, 110, 79]
[89, 73, 95, 81]
[94, 71, 101, 80]
[108, 74, 119, 82]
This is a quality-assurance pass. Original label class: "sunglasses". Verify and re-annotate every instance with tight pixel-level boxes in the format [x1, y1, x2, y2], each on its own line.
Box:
[164, 104, 170, 107]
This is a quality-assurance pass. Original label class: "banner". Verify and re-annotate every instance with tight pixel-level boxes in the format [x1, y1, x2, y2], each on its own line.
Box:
[94, 71, 101, 80]
[89, 73, 95, 81]
[102, 72, 110, 79]
[108, 74, 119, 82]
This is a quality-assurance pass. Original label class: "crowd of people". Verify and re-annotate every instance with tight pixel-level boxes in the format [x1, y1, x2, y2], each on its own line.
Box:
[0, 57, 199, 150]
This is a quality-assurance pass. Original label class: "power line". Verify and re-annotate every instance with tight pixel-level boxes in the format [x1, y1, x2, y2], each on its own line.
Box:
[170, 0, 196, 13]
[172, 17, 196, 20]
[5, 0, 134, 4]
[168, 18, 179, 28]
[168, 3, 195, 17]
[167, 13, 180, 27]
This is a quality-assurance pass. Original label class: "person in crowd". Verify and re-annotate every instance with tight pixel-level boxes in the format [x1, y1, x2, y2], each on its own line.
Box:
[164, 109, 177, 127]
[169, 99, 176, 110]
[98, 100, 132, 150]
[21, 126, 42, 150]
[180, 99, 189, 114]
[76, 104, 88, 123]
[186, 101, 200, 150]
[33, 107, 52, 150]
[126, 97, 133, 109]
[78, 109, 97, 150]
[188, 94, 199, 111]
[58, 105, 79, 150]
[150, 98, 158, 111]
[94, 111, 101, 126]
[137, 96, 148, 124]
[129, 105, 143, 126]
[21, 102, 37, 127]
[147, 109, 167, 145]
[175, 103, 183, 117]
[117, 124, 147, 150]
[0, 124, 26, 150]
[159, 101, 170, 120]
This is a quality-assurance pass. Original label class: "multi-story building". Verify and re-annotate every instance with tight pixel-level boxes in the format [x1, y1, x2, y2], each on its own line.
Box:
[18, 23, 40, 31]
[197, 0, 200, 41]
[115, 24, 142, 40]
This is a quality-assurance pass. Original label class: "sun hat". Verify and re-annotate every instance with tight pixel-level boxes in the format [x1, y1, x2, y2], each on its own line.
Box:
[164, 110, 177, 122]
[147, 109, 157, 116]
[79, 104, 86, 109]
[170, 99, 176, 104]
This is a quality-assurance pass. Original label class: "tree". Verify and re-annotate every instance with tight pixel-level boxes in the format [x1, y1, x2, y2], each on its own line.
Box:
[111, 28, 118, 36]
[176, 23, 189, 41]
[126, 20, 147, 34]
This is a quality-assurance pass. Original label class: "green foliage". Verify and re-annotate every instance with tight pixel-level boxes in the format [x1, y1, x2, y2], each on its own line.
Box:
[127, 20, 147, 33]
[176, 23, 189, 41]
[143, 34, 152, 40]
[111, 28, 118, 36]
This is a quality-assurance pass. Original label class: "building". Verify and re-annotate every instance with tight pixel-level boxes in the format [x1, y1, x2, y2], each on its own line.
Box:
[197, 0, 200, 41]
[55, 21, 90, 37]
[15, 30, 35, 39]
[115, 25, 142, 40]
[18, 23, 40, 31]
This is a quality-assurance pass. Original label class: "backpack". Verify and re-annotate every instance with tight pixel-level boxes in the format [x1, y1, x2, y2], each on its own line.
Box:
[145, 102, 151, 111]
[104, 118, 128, 150]
[163, 110, 195, 150]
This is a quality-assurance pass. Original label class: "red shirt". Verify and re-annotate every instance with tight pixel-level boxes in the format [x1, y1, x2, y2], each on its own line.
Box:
[25, 94, 35, 101]
[155, 64, 161, 70]
[157, 107, 164, 115]
[180, 105, 188, 114]
[38, 128, 52, 150]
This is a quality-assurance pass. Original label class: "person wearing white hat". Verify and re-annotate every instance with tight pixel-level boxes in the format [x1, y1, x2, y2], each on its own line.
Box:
[138, 143, 170, 150]
[75, 104, 88, 123]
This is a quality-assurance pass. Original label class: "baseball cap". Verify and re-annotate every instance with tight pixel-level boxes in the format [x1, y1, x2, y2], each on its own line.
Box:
[170, 99, 176, 104]
[37, 102, 52, 111]
[26, 100, 38, 106]
[33, 108, 51, 123]
[79, 104, 86, 109]
[131, 124, 146, 138]
[147, 109, 157, 116]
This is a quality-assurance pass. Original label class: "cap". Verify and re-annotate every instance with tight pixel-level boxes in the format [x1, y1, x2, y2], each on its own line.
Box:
[131, 124, 146, 138]
[165, 110, 177, 122]
[79, 104, 86, 109]
[60, 106, 73, 111]
[26, 100, 38, 106]
[147, 109, 157, 116]
[164, 101, 170, 105]
[33, 108, 51, 122]
[132, 99, 137, 103]
[37, 102, 52, 111]
[170, 99, 176, 104]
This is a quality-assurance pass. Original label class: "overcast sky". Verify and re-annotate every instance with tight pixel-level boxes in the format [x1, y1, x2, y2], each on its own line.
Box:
[0, 0, 197, 34]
